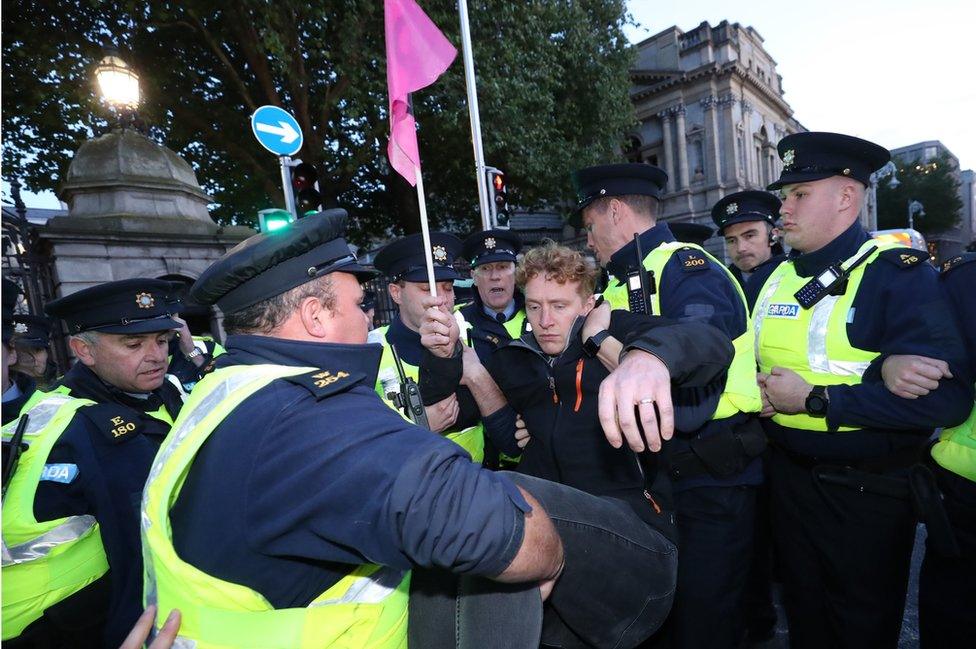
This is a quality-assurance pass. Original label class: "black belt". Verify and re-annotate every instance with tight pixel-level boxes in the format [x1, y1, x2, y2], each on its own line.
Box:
[667, 418, 767, 481]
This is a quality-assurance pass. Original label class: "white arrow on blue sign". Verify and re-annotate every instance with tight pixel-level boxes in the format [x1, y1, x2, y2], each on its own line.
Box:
[250, 105, 303, 156]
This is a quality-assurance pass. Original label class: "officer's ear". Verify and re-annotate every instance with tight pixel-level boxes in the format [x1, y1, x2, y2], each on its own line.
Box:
[297, 295, 330, 339]
[2, 342, 17, 369]
[69, 335, 96, 367]
[387, 282, 403, 306]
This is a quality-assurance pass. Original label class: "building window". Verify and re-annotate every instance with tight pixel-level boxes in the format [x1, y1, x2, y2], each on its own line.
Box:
[624, 136, 642, 163]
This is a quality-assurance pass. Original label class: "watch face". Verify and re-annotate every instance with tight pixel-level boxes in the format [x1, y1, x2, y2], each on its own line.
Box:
[806, 393, 828, 416]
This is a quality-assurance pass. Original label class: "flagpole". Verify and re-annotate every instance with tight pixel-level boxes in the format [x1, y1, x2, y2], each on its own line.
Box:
[414, 166, 439, 297]
[458, 0, 491, 231]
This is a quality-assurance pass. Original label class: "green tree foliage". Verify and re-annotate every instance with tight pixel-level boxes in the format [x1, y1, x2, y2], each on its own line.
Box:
[2, 0, 636, 243]
[877, 152, 962, 234]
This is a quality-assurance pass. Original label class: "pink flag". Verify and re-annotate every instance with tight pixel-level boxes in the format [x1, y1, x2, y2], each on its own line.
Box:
[385, 0, 457, 185]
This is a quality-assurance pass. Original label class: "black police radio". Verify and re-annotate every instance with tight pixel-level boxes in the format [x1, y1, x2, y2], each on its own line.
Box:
[794, 245, 877, 309]
[627, 233, 655, 314]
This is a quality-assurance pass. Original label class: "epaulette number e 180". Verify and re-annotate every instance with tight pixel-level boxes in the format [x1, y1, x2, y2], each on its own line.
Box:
[940, 253, 976, 276]
[79, 403, 142, 444]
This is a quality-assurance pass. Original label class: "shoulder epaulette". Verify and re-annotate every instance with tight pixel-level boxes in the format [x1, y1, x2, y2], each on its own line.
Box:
[940, 252, 976, 277]
[877, 247, 929, 269]
[78, 403, 144, 444]
[281, 368, 366, 400]
[674, 247, 710, 273]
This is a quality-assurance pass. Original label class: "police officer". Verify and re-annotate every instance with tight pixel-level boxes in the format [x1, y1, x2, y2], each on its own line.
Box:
[909, 252, 975, 649]
[1, 278, 185, 648]
[145, 209, 564, 647]
[370, 232, 496, 463]
[711, 190, 786, 311]
[10, 314, 57, 387]
[459, 229, 526, 362]
[754, 132, 973, 649]
[571, 163, 765, 649]
[2, 277, 34, 424]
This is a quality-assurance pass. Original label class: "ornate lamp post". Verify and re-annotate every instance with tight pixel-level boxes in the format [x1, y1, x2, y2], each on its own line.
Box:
[94, 50, 142, 129]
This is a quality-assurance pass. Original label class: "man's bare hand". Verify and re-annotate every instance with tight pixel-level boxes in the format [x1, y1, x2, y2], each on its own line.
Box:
[599, 350, 674, 453]
[882, 354, 951, 399]
[119, 605, 181, 649]
[581, 296, 611, 341]
[757, 373, 776, 417]
[425, 394, 459, 433]
[763, 367, 812, 415]
[515, 414, 530, 449]
[419, 295, 459, 358]
[459, 344, 486, 387]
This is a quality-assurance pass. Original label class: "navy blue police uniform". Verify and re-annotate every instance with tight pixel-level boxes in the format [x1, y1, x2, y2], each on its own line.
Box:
[171, 210, 531, 623]
[459, 229, 526, 363]
[371, 232, 490, 441]
[711, 190, 786, 312]
[918, 252, 976, 649]
[759, 133, 973, 649]
[573, 163, 765, 649]
[710, 190, 785, 640]
[6, 279, 183, 649]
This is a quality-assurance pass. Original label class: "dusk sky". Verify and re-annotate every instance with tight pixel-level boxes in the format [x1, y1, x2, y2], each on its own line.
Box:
[625, 0, 973, 168]
[4, 1, 972, 209]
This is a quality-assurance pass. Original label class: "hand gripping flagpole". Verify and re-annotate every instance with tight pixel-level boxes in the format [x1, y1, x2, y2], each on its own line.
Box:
[414, 165, 439, 297]
[458, 0, 492, 231]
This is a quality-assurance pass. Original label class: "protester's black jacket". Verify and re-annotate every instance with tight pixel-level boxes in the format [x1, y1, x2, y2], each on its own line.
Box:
[478, 311, 732, 540]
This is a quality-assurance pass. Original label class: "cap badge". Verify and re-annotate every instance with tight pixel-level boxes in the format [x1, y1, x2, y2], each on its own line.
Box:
[725, 203, 738, 216]
[135, 292, 155, 309]
[484, 237, 497, 250]
[783, 149, 795, 169]
[432, 245, 448, 264]
[14, 322, 28, 334]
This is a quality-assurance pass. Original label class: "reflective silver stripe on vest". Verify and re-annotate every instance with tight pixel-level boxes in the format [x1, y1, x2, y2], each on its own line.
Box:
[3, 396, 98, 566]
[312, 567, 406, 607]
[807, 294, 870, 376]
[142, 366, 300, 611]
[752, 274, 783, 365]
[2, 515, 98, 567]
[170, 637, 197, 649]
[1, 395, 75, 441]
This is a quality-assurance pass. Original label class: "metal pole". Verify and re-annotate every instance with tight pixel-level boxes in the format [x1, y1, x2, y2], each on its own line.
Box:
[908, 201, 914, 231]
[458, 0, 492, 231]
[280, 156, 298, 218]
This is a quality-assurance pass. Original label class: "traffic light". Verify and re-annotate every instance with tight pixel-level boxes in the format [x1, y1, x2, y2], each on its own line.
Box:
[486, 168, 509, 227]
[291, 162, 321, 215]
[258, 208, 293, 233]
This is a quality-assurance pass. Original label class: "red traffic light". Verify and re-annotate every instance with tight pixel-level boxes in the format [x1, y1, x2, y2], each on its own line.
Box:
[292, 162, 317, 192]
[492, 172, 505, 193]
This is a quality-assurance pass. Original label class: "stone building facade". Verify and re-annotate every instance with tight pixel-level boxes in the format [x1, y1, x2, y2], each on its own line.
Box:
[625, 21, 805, 252]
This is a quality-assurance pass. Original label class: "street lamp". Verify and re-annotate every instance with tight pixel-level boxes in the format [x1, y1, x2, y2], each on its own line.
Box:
[867, 161, 900, 231]
[94, 51, 140, 110]
[907, 200, 925, 231]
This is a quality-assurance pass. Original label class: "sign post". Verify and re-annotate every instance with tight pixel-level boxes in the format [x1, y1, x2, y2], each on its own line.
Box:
[250, 105, 304, 219]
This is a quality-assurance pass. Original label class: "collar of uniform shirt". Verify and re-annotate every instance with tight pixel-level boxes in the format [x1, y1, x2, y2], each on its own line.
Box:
[606, 221, 676, 284]
[218, 334, 383, 385]
[789, 220, 870, 278]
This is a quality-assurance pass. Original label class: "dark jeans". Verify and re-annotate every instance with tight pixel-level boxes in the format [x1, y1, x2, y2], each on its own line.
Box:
[769, 447, 916, 649]
[649, 485, 756, 649]
[743, 478, 777, 641]
[409, 473, 678, 649]
[919, 464, 976, 649]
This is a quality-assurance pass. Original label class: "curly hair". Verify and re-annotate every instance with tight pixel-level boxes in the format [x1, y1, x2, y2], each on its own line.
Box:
[516, 241, 599, 298]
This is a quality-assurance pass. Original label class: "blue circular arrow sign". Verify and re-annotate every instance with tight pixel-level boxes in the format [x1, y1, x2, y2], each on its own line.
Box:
[250, 105, 304, 156]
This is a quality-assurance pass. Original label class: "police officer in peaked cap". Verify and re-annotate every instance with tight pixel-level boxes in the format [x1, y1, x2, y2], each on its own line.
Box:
[142, 209, 564, 647]
[2, 278, 186, 648]
[754, 132, 973, 648]
[458, 229, 527, 363]
[571, 162, 766, 649]
[371, 231, 498, 464]
[711, 190, 786, 311]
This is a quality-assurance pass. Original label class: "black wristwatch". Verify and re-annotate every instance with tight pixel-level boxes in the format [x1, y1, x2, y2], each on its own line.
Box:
[804, 385, 829, 417]
[583, 330, 611, 357]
